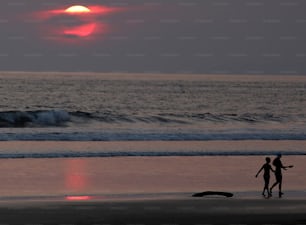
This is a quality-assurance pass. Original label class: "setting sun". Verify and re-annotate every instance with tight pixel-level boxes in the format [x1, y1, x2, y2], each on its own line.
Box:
[31, 4, 125, 41]
[65, 5, 91, 14]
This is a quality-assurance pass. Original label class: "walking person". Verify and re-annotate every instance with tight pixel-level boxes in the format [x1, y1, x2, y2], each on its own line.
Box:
[255, 157, 274, 197]
[270, 154, 293, 198]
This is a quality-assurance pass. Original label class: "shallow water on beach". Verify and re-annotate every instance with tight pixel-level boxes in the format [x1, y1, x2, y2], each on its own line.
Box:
[0, 141, 305, 199]
[0, 140, 306, 158]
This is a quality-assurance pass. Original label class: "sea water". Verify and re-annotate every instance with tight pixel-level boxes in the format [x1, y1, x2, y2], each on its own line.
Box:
[1, 72, 306, 198]
[0, 72, 306, 158]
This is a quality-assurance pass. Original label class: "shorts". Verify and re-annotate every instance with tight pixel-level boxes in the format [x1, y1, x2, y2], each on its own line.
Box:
[275, 173, 282, 182]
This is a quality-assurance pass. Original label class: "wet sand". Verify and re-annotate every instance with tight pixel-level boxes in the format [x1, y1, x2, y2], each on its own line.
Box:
[0, 155, 305, 197]
[0, 146, 305, 224]
[1, 198, 306, 225]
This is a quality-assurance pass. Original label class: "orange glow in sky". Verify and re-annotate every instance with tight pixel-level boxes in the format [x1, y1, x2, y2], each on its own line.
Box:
[31, 5, 124, 41]
[64, 23, 96, 37]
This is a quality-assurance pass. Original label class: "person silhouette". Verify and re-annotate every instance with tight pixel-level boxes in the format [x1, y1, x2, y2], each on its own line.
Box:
[270, 154, 293, 198]
[255, 157, 274, 197]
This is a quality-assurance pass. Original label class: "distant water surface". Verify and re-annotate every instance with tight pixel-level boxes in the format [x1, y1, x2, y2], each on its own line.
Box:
[0, 73, 306, 142]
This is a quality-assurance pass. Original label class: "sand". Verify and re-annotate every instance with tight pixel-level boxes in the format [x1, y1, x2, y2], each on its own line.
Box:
[0, 152, 305, 224]
[0, 155, 305, 197]
[0, 198, 305, 225]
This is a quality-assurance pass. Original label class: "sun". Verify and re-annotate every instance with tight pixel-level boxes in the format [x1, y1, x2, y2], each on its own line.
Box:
[65, 5, 91, 14]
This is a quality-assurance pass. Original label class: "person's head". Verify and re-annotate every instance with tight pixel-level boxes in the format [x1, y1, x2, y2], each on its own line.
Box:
[265, 157, 271, 163]
[277, 153, 282, 158]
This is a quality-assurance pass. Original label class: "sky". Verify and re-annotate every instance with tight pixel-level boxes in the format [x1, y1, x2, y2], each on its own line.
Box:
[0, 0, 306, 74]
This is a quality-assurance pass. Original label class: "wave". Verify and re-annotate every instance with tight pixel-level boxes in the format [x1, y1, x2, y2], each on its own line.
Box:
[71, 111, 300, 124]
[0, 109, 304, 128]
[0, 150, 305, 159]
[0, 110, 305, 141]
[0, 110, 70, 127]
[0, 131, 306, 141]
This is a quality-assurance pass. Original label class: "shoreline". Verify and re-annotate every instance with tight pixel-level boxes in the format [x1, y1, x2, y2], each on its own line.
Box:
[0, 189, 306, 203]
[1, 140, 306, 158]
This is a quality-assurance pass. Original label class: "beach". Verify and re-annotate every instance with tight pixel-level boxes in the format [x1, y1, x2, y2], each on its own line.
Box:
[0, 74, 305, 224]
[0, 141, 305, 198]
[1, 198, 306, 225]
[1, 0, 306, 221]
[0, 141, 305, 224]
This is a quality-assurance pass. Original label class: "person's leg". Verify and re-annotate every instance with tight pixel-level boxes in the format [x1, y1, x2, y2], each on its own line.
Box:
[278, 175, 283, 193]
[266, 178, 271, 196]
[276, 174, 284, 197]
[262, 187, 265, 195]
[271, 173, 280, 193]
[264, 176, 269, 195]
[270, 181, 278, 192]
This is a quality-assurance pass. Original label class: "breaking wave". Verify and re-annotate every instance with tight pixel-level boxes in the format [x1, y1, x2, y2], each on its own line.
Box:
[0, 110, 305, 141]
[0, 110, 70, 127]
[0, 109, 303, 127]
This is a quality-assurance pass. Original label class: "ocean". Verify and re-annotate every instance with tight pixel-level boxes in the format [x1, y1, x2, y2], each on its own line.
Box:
[0, 72, 306, 199]
[0, 72, 306, 158]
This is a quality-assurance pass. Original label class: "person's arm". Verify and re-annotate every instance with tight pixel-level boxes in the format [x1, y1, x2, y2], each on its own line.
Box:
[269, 165, 275, 173]
[282, 164, 294, 170]
[255, 166, 264, 177]
[280, 161, 288, 170]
